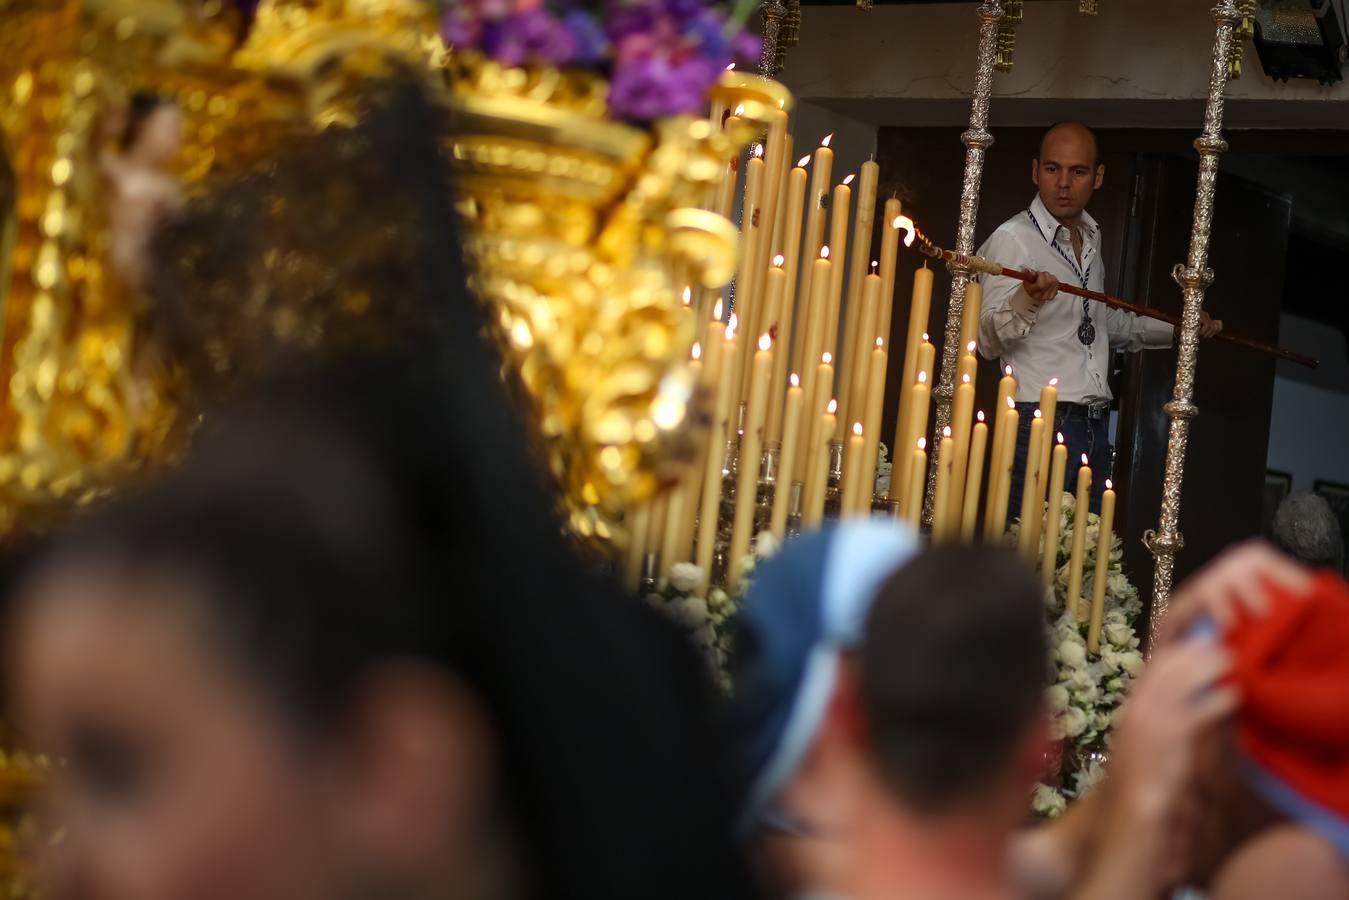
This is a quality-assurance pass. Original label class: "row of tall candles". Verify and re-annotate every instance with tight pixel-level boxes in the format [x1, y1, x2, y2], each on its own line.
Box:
[626, 123, 1116, 653]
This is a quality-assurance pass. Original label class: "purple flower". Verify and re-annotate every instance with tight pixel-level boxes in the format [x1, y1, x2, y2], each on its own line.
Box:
[663, 0, 707, 20]
[731, 28, 761, 63]
[441, 9, 484, 48]
[563, 9, 607, 64]
[481, 10, 579, 66]
[686, 9, 730, 58]
[605, 4, 659, 41]
[610, 50, 719, 120]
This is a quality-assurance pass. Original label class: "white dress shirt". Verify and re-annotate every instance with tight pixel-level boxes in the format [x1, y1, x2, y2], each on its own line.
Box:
[976, 194, 1174, 405]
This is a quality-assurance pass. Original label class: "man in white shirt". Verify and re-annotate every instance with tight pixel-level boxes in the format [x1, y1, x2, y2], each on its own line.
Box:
[977, 122, 1221, 516]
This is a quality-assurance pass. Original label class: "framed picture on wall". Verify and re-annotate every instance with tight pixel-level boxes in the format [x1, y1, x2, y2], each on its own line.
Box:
[1313, 480, 1349, 574]
[1262, 470, 1293, 539]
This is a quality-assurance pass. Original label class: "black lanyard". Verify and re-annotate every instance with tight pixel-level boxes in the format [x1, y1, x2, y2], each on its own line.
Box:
[1026, 209, 1096, 346]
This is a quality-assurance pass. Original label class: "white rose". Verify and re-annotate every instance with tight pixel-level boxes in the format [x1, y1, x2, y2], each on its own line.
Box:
[1107, 572, 1130, 597]
[1046, 684, 1071, 713]
[674, 597, 709, 630]
[1074, 760, 1106, 795]
[668, 562, 703, 594]
[1073, 682, 1101, 705]
[1118, 650, 1144, 676]
[1061, 706, 1089, 738]
[1104, 622, 1135, 649]
[1032, 784, 1067, 818]
[1091, 709, 1114, 732]
[1106, 676, 1125, 692]
[708, 588, 731, 612]
[754, 531, 782, 560]
[1058, 639, 1087, 668]
[1068, 668, 1094, 692]
[1103, 607, 1128, 627]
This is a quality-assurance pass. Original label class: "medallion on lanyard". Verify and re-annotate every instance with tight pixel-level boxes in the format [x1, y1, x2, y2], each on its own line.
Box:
[1077, 300, 1096, 346]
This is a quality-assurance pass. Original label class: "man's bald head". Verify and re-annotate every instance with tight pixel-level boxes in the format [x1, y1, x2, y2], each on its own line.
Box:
[1037, 122, 1099, 169]
[1031, 122, 1104, 226]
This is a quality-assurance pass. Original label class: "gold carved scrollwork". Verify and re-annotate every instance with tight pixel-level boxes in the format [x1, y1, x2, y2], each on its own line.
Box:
[448, 59, 790, 537]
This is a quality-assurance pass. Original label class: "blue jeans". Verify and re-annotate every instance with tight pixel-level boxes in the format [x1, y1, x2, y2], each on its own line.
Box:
[1007, 402, 1111, 524]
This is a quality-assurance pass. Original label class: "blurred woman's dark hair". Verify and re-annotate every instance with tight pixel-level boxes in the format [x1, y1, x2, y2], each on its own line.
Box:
[19, 77, 754, 900]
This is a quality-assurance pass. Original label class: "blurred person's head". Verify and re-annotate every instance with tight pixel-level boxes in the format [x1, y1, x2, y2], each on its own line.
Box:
[6, 358, 753, 900]
[730, 536, 1048, 899]
[728, 522, 917, 892]
[1163, 569, 1349, 893]
[1272, 493, 1344, 572]
[860, 545, 1050, 830]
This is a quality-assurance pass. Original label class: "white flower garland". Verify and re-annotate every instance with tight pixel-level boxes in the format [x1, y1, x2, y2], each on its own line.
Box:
[1018, 491, 1144, 817]
[645, 532, 779, 688]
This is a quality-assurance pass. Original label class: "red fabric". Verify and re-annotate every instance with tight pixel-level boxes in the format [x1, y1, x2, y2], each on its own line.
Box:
[1223, 571, 1349, 820]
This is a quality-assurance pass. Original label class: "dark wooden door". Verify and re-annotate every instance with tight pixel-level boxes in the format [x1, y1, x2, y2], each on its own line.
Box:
[1114, 155, 1291, 617]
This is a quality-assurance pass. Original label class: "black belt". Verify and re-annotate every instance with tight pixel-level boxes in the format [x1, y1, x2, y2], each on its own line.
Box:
[1017, 401, 1110, 421]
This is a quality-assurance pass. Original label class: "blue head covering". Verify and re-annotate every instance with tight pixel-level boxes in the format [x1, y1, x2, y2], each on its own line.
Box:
[729, 521, 918, 834]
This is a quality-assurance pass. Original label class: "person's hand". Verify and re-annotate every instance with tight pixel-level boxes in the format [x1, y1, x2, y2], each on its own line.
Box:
[1104, 638, 1239, 824]
[1023, 270, 1060, 304]
[1157, 540, 1311, 648]
[1199, 310, 1224, 339]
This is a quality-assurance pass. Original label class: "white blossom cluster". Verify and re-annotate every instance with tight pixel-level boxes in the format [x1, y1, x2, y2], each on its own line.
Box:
[647, 531, 781, 686]
[1026, 492, 1144, 818]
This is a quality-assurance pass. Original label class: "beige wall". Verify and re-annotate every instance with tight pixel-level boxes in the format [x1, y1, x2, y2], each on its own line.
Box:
[780, 0, 1349, 129]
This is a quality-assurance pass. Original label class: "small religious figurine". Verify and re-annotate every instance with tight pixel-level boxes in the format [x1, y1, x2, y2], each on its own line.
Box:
[101, 92, 185, 291]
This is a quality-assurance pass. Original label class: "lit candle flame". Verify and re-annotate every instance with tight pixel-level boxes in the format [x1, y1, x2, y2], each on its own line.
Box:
[1105, 479, 1113, 490]
[1005, 365, 1014, 376]
[753, 143, 765, 159]
[892, 214, 917, 248]
[797, 154, 812, 168]
[727, 312, 738, 338]
[922, 332, 930, 342]
[691, 342, 702, 361]
[917, 437, 927, 451]
[977, 410, 986, 422]
[1057, 432, 1065, 444]
[790, 372, 800, 387]
[733, 104, 745, 116]
[758, 333, 772, 352]
[962, 373, 971, 384]
[967, 340, 977, 353]
[821, 132, 834, 148]
[942, 425, 952, 438]
[821, 351, 833, 365]
[876, 337, 884, 348]
[1007, 397, 1016, 409]
[773, 253, 785, 267]
[843, 173, 855, 186]
[827, 399, 839, 414]
[1034, 409, 1043, 419]
[712, 298, 724, 320]
[821, 245, 831, 259]
[871, 260, 879, 271]
[853, 422, 864, 437]
[1049, 376, 1059, 386]
[917, 371, 928, 384]
[1082, 453, 1090, 466]
[681, 286, 692, 305]
[726, 62, 736, 71]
